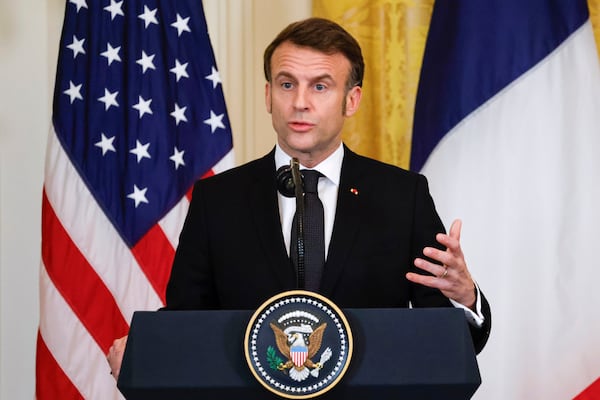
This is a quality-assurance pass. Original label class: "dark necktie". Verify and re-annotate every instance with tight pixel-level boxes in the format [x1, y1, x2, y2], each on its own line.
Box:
[290, 170, 325, 291]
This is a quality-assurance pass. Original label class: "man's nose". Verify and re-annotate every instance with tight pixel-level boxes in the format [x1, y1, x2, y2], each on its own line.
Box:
[293, 86, 310, 110]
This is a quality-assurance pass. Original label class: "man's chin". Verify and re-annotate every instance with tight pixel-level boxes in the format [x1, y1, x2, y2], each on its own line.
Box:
[281, 136, 318, 155]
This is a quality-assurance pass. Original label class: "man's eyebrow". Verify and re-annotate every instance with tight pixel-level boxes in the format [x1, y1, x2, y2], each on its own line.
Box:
[273, 71, 335, 83]
[273, 71, 296, 81]
[310, 74, 335, 83]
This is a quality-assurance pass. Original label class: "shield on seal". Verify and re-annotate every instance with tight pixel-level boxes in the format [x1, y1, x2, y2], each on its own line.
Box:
[290, 345, 308, 367]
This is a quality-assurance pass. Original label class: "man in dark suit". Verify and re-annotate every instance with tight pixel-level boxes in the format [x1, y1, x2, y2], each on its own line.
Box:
[108, 16, 490, 378]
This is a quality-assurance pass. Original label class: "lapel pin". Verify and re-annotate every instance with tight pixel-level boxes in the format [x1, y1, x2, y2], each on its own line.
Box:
[350, 188, 359, 196]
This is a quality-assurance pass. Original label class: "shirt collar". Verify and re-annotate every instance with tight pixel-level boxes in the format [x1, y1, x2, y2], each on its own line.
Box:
[274, 143, 344, 186]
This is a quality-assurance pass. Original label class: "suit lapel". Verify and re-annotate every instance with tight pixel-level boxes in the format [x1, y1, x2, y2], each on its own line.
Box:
[320, 148, 364, 297]
[249, 150, 296, 287]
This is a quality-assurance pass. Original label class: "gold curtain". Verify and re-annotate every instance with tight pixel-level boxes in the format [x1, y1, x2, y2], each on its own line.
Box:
[591, 0, 600, 56]
[313, 0, 600, 170]
[312, 0, 434, 169]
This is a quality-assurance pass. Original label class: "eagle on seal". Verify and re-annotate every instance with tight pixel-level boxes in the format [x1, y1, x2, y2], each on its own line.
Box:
[270, 322, 327, 382]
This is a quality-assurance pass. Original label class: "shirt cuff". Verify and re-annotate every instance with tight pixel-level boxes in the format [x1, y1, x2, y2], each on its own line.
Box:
[449, 282, 485, 328]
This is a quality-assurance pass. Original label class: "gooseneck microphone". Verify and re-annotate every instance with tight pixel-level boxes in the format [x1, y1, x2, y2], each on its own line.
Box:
[276, 158, 306, 288]
[275, 160, 297, 198]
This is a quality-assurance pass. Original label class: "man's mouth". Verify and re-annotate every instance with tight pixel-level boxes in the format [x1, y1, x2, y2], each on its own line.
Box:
[288, 120, 315, 132]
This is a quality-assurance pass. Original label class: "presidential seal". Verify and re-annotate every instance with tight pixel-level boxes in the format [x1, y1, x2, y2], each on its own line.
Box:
[244, 290, 353, 399]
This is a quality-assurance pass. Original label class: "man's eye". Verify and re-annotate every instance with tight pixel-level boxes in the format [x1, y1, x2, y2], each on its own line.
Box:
[282, 82, 293, 89]
[315, 84, 326, 91]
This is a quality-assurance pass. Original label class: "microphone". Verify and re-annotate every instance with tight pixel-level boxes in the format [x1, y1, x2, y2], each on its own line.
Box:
[276, 158, 306, 288]
[290, 158, 306, 288]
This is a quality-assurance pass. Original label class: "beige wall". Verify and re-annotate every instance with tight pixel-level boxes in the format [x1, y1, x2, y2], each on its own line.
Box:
[0, 1, 310, 398]
[204, 0, 312, 164]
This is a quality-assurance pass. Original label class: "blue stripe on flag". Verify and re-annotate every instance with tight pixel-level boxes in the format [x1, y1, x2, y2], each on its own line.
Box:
[410, 0, 589, 171]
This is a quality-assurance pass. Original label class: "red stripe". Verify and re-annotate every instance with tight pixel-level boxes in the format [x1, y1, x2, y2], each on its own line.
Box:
[185, 186, 194, 201]
[131, 224, 175, 305]
[42, 191, 129, 353]
[574, 377, 600, 400]
[36, 331, 84, 400]
[201, 169, 215, 179]
[133, 171, 216, 299]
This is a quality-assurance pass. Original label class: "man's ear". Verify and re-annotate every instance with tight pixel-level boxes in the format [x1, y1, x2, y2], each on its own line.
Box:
[265, 82, 272, 114]
[344, 85, 362, 117]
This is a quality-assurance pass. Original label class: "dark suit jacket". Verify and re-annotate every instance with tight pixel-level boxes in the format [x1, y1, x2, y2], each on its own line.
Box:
[165, 146, 491, 353]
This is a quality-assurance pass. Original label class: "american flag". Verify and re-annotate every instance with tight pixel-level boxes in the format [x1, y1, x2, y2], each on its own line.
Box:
[36, 1, 233, 398]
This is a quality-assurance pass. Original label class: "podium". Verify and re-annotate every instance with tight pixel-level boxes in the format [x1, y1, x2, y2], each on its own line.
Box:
[118, 308, 480, 399]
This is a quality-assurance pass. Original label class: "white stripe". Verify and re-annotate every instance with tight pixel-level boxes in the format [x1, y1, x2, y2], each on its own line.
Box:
[159, 148, 235, 248]
[211, 148, 236, 174]
[423, 22, 600, 399]
[44, 131, 164, 322]
[39, 262, 124, 400]
[158, 196, 189, 249]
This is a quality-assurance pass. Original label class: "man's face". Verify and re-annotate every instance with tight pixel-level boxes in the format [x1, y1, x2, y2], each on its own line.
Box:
[265, 41, 362, 167]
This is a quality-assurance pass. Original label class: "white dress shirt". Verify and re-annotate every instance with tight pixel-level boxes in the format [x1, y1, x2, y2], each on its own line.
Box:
[275, 143, 344, 259]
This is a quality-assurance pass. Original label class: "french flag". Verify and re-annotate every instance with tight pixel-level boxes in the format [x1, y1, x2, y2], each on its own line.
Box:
[412, 0, 600, 399]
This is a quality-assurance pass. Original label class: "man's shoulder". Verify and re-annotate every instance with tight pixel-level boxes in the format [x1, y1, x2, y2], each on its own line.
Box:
[343, 146, 423, 182]
[191, 150, 275, 194]
[205, 150, 274, 180]
[342, 147, 434, 204]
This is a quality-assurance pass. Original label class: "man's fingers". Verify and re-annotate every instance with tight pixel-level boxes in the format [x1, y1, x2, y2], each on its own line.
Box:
[414, 257, 450, 278]
[423, 246, 454, 266]
[107, 336, 128, 381]
[414, 257, 436, 276]
[410, 219, 476, 307]
[449, 219, 462, 241]
[406, 271, 438, 287]
[406, 270, 451, 289]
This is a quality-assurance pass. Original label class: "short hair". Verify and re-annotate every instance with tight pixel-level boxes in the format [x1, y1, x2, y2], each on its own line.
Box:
[263, 17, 364, 90]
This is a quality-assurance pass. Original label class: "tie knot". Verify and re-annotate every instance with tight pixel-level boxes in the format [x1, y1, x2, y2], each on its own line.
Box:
[302, 170, 322, 193]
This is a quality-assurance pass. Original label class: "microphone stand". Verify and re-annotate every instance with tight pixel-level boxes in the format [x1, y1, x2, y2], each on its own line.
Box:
[290, 158, 305, 289]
